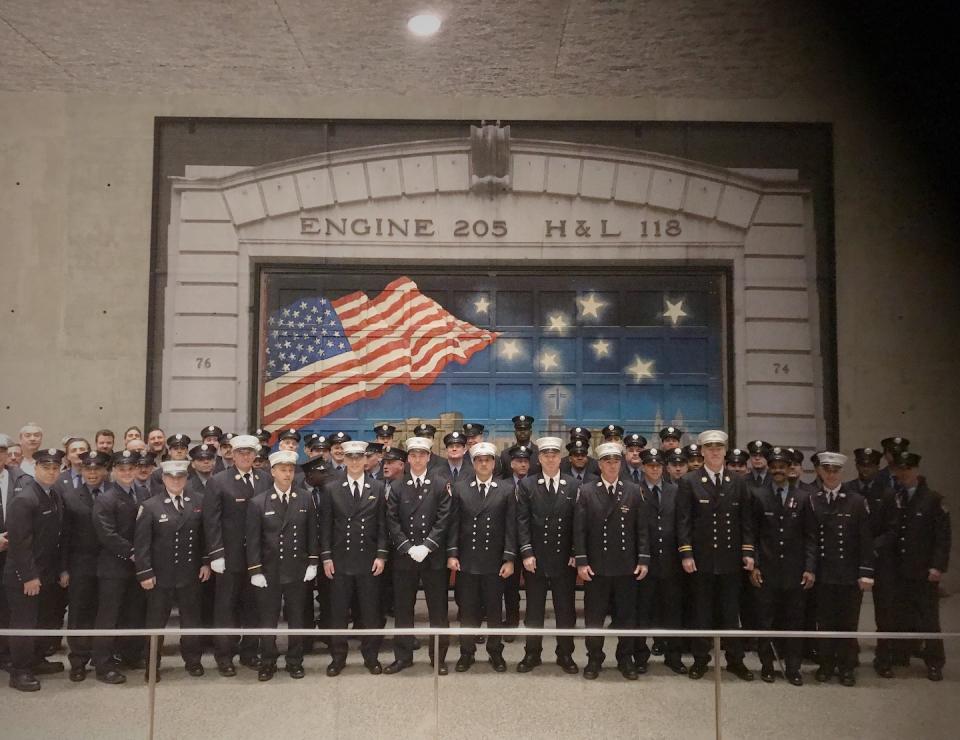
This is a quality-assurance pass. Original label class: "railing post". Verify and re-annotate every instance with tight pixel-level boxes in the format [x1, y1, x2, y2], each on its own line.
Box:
[434, 632, 441, 740]
[713, 634, 722, 740]
[147, 633, 159, 740]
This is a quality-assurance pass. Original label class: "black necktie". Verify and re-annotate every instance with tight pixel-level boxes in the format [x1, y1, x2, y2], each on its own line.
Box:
[632, 468, 640, 484]
[548, 479, 556, 495]
[452, 467, 459, 480]
[778, 487, 786, 505]
[576, 472, 583, 482]
[608, 485, 615, 497]
[415, 478, 423, 492]
[652, 485, 660, 504]
[174, 497, 183, 512]
[353, 481, 361, 503]
[479, 483, 487, 498]
[243, 472, 253, 490]
[91, 487, 101, 498]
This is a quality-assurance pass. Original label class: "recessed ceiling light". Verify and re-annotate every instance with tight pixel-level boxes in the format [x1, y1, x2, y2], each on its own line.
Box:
[407, 13, 441, 37]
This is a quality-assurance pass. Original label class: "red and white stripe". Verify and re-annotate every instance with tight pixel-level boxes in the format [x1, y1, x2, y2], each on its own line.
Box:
[262, 277, 496, 429]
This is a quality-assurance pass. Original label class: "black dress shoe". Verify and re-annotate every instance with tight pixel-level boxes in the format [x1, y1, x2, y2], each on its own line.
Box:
[557, 656, 579, 674]
[928, 666, 943, 682]
[618, 662, 638, 680]
[455, 655, 475, 673]
[583, 662, 601, 680]
[786, 671, 803, 686]
[874, 663, 893, 679]
[688, 662, 707, 680]
[69, 666, 87, 682]
[384, 660, 413, 675]
[635, 660, 648, 675]
[217, 662, 237, 677]
[186, 664, 205, 677]
[651, 641, 665, 656]
[760, 666, 776, 683]
[489, 654, 507, 672]
[258, 664, 276, 682]
[726, 663, 754, 682]
[97, 669, 127, 685]
[815, 667, 831, 683]
[365, 661, 383, 675]
[516, 655, 541, 673]
[239, 656, 262, 669]
[287, 664, 305, 679]
[665, 660, 687, 675]
[840, 670, 856, 687]
[326, 661, 345, 677]
[42, 643, 59, 658]
[476, 636, 486, 644]
[9, 671, 40, 692]
[32, 659, 64, 675]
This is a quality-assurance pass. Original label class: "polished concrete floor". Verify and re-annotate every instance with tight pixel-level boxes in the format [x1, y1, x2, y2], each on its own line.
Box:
[2, 594, 958, 740]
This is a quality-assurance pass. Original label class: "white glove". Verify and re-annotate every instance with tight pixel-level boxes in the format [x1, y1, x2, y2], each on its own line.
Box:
[210, 557, 226, 574]
[409, 544, 430, 563]
[250, 574, 268, 588]
[303, 564, 318, 582]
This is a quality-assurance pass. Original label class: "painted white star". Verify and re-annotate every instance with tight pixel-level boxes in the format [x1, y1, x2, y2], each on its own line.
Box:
[577, 292, 606, 320]
[283, 341, 291, 349]
[278, 352, 286, 360]
[625, 356, 655, 382]
[540, 350, 560, 372]
[271, 330, 279, 338]
[591, 339, 611, 358]
[499, 339, 522, 361]
[282, 363, 291, 372]
[300, 355, 308, 363]
[282, 308, 291, 317]
[296, 343, 303, 351]
[338, 342, 345, 350]
[268, 316, 276, 325]
[663, 298, 688, 326]
[268, 360, 275, 368]
[292, 310, 300, 318]
[310, 305, 319, 313]
[547, 313, 569, 332]
[474, 295, 490, 314]
[300, 301, 307, 309]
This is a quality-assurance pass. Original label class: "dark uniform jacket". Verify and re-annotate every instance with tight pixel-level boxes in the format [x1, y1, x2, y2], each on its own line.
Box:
[432, 458, 474, 486]
[676, 467, 756, 574]
[573, 478, 650, 577]
[60, 483, 105, 578]
[447, 478, 517, 575]
[134, 491, 205, 588]
[516, 473, 578, 577]
[385, 474, 451, 571]
[1, 465, 31, 576]
[202, 466, 271, 572]
[809, 489, 873, 585]
[246, 488, 319, 584]
[93, 483, 147, 580]
[319, 475, 388, 575]
[844, 476, 898, 570]
[893, 482, 951, 580]
[638, 478, 681, 579]
[2, 478, 63, 585]
[752, 481, 817, 588]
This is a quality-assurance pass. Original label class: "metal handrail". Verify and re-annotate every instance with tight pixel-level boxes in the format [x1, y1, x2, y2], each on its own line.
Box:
[2, 627, 957, 638]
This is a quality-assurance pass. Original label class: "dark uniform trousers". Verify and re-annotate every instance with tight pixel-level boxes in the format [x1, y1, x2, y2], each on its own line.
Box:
[574, 479, 649, 665]
[321, 475, 389, 665]
[523, 568, 576, 658]
[146, 584, 204, 666]
[502, 570, 521, 628]
[845, 478, 898, 668]
[516, 474, 579, 659]
[890, 483, 950, 668]
[676, 470, 755, 665]
[810, 489, 874, 674]
[457, 572, 505, 656]
[386, 475, 452, 663]
[5, 581, 61, 670]
[257, 581, 307, 665]
[756, 583, 804, 671]
[92, 484, 149, 671]
[66, 575, 98, 668]
[632, 479, 683, 664]
[204, 467, 272, 664]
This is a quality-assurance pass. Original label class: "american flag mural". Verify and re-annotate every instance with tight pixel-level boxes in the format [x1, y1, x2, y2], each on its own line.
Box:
[258, 271, 726, 444]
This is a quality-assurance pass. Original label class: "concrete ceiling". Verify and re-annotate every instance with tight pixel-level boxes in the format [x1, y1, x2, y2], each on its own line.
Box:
[0, 0, 839, 98]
